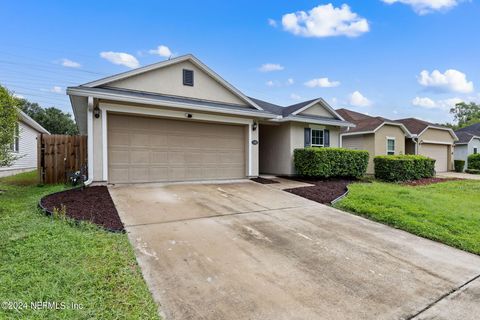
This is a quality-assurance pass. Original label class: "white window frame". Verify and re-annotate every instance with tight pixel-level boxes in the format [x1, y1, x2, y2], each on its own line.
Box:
[11, 123, 19, 153]
[311, 129, 324, 147]
[386, 137, 395, 155]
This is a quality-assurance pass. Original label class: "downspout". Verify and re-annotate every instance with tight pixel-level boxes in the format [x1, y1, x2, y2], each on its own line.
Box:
[84, 96, 94, 186]
[411, 136, 419, 155]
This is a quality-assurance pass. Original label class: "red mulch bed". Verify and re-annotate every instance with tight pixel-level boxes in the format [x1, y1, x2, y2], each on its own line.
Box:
[250, 177, 279, 184]
[282, 177, 355, 204]
[40, 186, 124, 232]
[403, 177, 462, 186]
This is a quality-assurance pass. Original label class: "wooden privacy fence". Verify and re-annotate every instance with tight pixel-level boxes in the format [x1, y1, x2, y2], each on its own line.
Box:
[37, 134, 88, 184]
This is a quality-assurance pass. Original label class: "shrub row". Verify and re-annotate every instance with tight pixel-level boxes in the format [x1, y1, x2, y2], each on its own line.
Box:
[466, 169, 480, 175]
[454, 160, 465, 173]
[374, 155, 435, 182]
[294, 147, 369, 178]
[468, 154, 480, 170]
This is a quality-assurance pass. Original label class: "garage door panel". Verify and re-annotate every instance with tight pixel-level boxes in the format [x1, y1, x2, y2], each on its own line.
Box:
[108, 114, 246, 183]
[421, 144, 448, 172]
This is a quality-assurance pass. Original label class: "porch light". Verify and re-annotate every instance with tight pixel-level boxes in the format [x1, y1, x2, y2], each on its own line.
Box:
[93, 106, 101, 119]
[252, 121, 257, 131]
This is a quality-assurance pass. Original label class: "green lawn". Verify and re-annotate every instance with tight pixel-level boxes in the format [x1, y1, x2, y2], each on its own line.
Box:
[0, 171, 159, 319]
[334, 180, 480, 255]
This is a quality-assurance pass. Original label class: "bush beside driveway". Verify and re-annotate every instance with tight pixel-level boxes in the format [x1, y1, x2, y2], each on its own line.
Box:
[334, 180, 480, 255]
[0, 171, 159, 320]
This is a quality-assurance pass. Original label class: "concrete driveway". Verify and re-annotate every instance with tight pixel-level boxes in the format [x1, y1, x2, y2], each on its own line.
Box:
[109, 181, 480, 320]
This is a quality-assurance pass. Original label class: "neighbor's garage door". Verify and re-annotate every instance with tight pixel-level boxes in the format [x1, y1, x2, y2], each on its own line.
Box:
[108, 114, 246, 183]
[421, 143, 448, 172]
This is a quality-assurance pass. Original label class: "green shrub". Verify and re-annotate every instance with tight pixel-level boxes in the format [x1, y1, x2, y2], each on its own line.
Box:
[454, 160, 465, 172]
[466, 169, 480, 175]
[374, 155, 435, 182]
[468, 154, 480, 170]
[294, 147, 369, 178]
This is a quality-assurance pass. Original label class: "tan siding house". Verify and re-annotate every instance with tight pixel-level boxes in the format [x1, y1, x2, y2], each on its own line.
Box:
[67, 54, 353, 184]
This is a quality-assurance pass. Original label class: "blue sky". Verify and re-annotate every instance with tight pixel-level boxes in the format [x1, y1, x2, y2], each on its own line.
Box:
[1, 0, 479, 123]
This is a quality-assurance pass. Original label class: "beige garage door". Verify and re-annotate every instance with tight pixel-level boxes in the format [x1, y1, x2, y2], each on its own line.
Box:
[108, 114, 246, 183]
[421, 143, 448, 172]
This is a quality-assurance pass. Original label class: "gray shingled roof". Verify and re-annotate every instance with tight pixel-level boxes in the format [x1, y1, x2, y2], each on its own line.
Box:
[455, 123, 480, 144]
[248, 97, 322, 117]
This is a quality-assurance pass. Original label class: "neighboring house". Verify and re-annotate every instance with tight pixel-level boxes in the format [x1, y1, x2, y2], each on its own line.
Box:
[454, 123, 480, 170]
[336, 108, 412, 174]
[67, 54, 353, 184]
[396, 118, 458, 172]
[0, 110, 50, 178]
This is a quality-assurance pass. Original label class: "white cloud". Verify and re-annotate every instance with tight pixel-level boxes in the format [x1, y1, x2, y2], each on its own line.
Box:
[61, 58, 81, 68]
[50, 86, 63, 94]
[268, 18, 277, 27]
[287, 78, 294, 85]
[290, 93, 303, 101]
[418, 69, 474, 93]
[412, 96, 463, 110]
[148, 45, 173, 58]
[304, 77, 340, 88]
[259, 63, 284, 72]
[381, 0, 461, 15]
[349, 91, 372, 107]
[100, 51, 140, 68]
[266, 80, 276, 87]
[13, 93, 24, 99]
[282, 3, 369, 38]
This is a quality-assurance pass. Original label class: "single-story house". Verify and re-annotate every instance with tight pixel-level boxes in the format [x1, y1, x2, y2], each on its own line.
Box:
[454, 123, 480, 170]
[396, 118, 458, 172]
[67, 54, 353, 184]
[336, 108, 412, 174]
[0, 110, 50, 178]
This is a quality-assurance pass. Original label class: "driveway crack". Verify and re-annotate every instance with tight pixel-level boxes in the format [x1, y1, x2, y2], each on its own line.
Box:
[405, 273, 480, 319]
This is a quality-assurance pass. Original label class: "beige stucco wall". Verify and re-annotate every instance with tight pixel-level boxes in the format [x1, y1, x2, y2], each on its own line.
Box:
[107, 60, 248, 106]
[259, 122, 342, 175]
[91, 101, 259, 182]
[374, 125, 406, 156]
[420, 128, 454, 143]
[341, 133, 375, 174]
[298, 103, 335, 118]
[259, 123, 292, 175]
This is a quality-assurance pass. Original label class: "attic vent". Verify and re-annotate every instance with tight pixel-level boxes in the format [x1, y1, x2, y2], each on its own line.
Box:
[183, 69, 194, 86]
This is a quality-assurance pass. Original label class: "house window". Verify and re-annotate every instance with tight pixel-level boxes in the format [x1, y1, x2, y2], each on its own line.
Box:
[11, 123, 19, 153]
[474, 148, 478, 154]
[311, 129, 324, 146]
[387, 138, 395, 155]
[183, 69, 194, 86]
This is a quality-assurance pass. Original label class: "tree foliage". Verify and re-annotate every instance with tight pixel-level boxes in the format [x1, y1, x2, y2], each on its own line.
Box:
[0, 85, 20, 167]
[18, 99, 78, 135]
[450, 102, 480, 129]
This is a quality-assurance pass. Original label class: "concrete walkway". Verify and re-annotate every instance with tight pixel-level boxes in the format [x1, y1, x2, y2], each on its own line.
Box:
[109, 181, 480, 320]
[437, 171, 480, 180]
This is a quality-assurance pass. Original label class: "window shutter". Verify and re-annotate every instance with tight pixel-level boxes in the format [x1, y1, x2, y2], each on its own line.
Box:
[324, 129, 330, 147]
[183, 69, 194, 86]
[304, 128, 311, 147]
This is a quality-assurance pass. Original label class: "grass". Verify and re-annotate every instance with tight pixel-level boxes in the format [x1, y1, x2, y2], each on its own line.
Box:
[334, 180, 480, 255]
[0, 171, 159, 319]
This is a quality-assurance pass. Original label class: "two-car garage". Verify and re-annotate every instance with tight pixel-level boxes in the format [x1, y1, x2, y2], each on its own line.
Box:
[107, 114, 247, 184]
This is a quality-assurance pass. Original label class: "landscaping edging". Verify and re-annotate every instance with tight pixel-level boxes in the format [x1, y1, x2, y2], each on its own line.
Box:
[330, 187, 350, 205]
[39, 186, 125, 233]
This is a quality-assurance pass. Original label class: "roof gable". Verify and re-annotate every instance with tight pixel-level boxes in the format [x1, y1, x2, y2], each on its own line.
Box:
[82, 54, 263, 110]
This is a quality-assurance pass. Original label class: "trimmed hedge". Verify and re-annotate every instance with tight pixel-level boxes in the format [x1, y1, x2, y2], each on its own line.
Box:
[466, 169, 480, 175]
[454, 160, 465, 173]
[294, 147, 369, 178]
[468, 154, 480, 170]
[374, 155, 435, 182]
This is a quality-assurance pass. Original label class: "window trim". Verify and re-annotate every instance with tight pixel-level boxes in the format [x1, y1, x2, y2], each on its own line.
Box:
[11, 123, 19, 153]
[474, 147, 478, 155]
[386, 136, 395, 155]
[311, 129, 325, 147]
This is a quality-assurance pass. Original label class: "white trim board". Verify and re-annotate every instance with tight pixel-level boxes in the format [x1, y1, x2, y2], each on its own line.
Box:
[291, 98, 346, 121]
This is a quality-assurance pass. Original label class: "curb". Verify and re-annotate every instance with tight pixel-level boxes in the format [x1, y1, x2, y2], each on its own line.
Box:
[38, 187, 125, 234]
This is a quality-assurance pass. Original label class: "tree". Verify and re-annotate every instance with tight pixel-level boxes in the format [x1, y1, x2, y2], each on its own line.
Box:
[0, 86, 20, 167]
[18, 99, 78, 135]
[450, 102, 480, 129]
